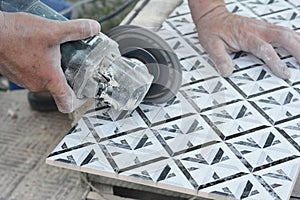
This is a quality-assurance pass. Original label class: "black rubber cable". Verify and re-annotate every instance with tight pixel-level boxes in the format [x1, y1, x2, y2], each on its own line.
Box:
[98, 0, 138, 23]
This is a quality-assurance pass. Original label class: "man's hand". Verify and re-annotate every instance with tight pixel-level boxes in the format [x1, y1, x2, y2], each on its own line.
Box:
[188, 0, 300, 79]
[0, 11, 100, 113]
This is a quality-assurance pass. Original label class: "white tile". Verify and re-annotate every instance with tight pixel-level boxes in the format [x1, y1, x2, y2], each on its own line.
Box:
[167, 14, 196, 36]
[175, 142, 249, 188]
[139, 93, 197, 125]
[152, 115, 221, 154]
[249, 88, 300, 125]
[276, 118, 300, 148]
[201, 101, 270, 139]
[241, 0, 293, 17]
[226, 127, 300, 170]
[200, 174, 277, 199]
[253, 158, 300, 200]
[229, 66, 289, 98]
[262, 8, 300, 30]
[181, 77, 243, 112]
[98, 129, 170, 171]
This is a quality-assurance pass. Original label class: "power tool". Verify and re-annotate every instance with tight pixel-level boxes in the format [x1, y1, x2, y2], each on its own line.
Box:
[0, 0, 182, 111]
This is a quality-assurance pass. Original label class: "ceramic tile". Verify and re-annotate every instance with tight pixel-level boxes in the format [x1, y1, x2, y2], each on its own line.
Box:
[180, 56, 219, 85]
[119, 158, 197, 192]
[166, 36, 199, 60]
[283, 57, 300, 86]
[249, 88, 300, 125]
[84, 107, 148, 140]
[156, 22, 180, 40]
[138, 92, 197, 126]
[46, 1, 300, 199]
[226, 2, 259, 18]
[253, 158, 300, 200]
[47, 142, 96, 171]
[199, 174, 279, 199]
[167, 14, 196, 36]
[286, 0, 300, 7]
[262, 8, 300, 30]
[174, 142, 249, 189]
[183, 33, 206, 54]
[97, 129, 170, 172]
[181, 77, 243, 112]
[241, 0, 293, 17]
[169, 3, 191, 18]
[151, 115, 221, 156]
[201, 100, 270, 140]
[228, 66, 289, 98]
[276, 119, 300, 150]
[231, 52, 264, 70]
[226, 127, 299, 172]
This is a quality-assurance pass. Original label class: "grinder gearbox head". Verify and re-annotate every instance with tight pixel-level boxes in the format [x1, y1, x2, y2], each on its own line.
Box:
[107, 25, 182, 104]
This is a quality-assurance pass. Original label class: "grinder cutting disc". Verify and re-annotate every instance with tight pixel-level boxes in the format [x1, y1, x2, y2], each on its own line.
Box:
[106, 25, 182, 104]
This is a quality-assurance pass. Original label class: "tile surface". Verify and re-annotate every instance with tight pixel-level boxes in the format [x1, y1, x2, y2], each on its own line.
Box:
[47, 0, 300, 199]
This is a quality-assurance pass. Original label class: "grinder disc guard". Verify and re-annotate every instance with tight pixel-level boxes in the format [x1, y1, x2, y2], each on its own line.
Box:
[106, 25, 182, 104]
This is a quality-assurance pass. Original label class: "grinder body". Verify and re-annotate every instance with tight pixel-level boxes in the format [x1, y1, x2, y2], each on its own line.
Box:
[0, 0, 182, 111]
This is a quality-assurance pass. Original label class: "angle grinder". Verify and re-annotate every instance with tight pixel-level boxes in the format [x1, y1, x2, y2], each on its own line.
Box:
[0, 0, 182, 111]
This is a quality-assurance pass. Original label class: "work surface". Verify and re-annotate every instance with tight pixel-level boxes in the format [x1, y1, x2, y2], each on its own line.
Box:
[0, 90, 86, 200]
[46, 0, 300, 200]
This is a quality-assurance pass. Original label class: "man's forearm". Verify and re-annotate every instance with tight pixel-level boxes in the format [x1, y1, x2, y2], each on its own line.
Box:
[188, 0, 225, 22]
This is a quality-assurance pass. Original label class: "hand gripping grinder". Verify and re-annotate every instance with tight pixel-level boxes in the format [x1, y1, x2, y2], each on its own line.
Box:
[0, 0, 182, 111]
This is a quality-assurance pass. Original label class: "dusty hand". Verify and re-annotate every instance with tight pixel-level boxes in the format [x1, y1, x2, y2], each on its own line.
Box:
[0, 11, 100, 113]
[188, 0, 300, 79]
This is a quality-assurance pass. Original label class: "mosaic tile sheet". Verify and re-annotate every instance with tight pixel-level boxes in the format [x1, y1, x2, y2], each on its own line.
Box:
[47, 0, 300, 199]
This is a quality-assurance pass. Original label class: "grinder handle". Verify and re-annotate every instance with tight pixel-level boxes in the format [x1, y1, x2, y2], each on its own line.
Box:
[24, 0, 91, 74]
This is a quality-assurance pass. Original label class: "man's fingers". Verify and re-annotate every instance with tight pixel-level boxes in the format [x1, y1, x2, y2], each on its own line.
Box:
[203, 39, 234, 77]
[265, 27, 300, 63]
[56, 19, 101, 43]
[44, 68, 76, 113]
[246, 35, 291, 79]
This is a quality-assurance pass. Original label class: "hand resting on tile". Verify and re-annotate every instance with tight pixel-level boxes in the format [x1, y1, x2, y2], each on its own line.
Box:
[188, 0, 300, 79]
